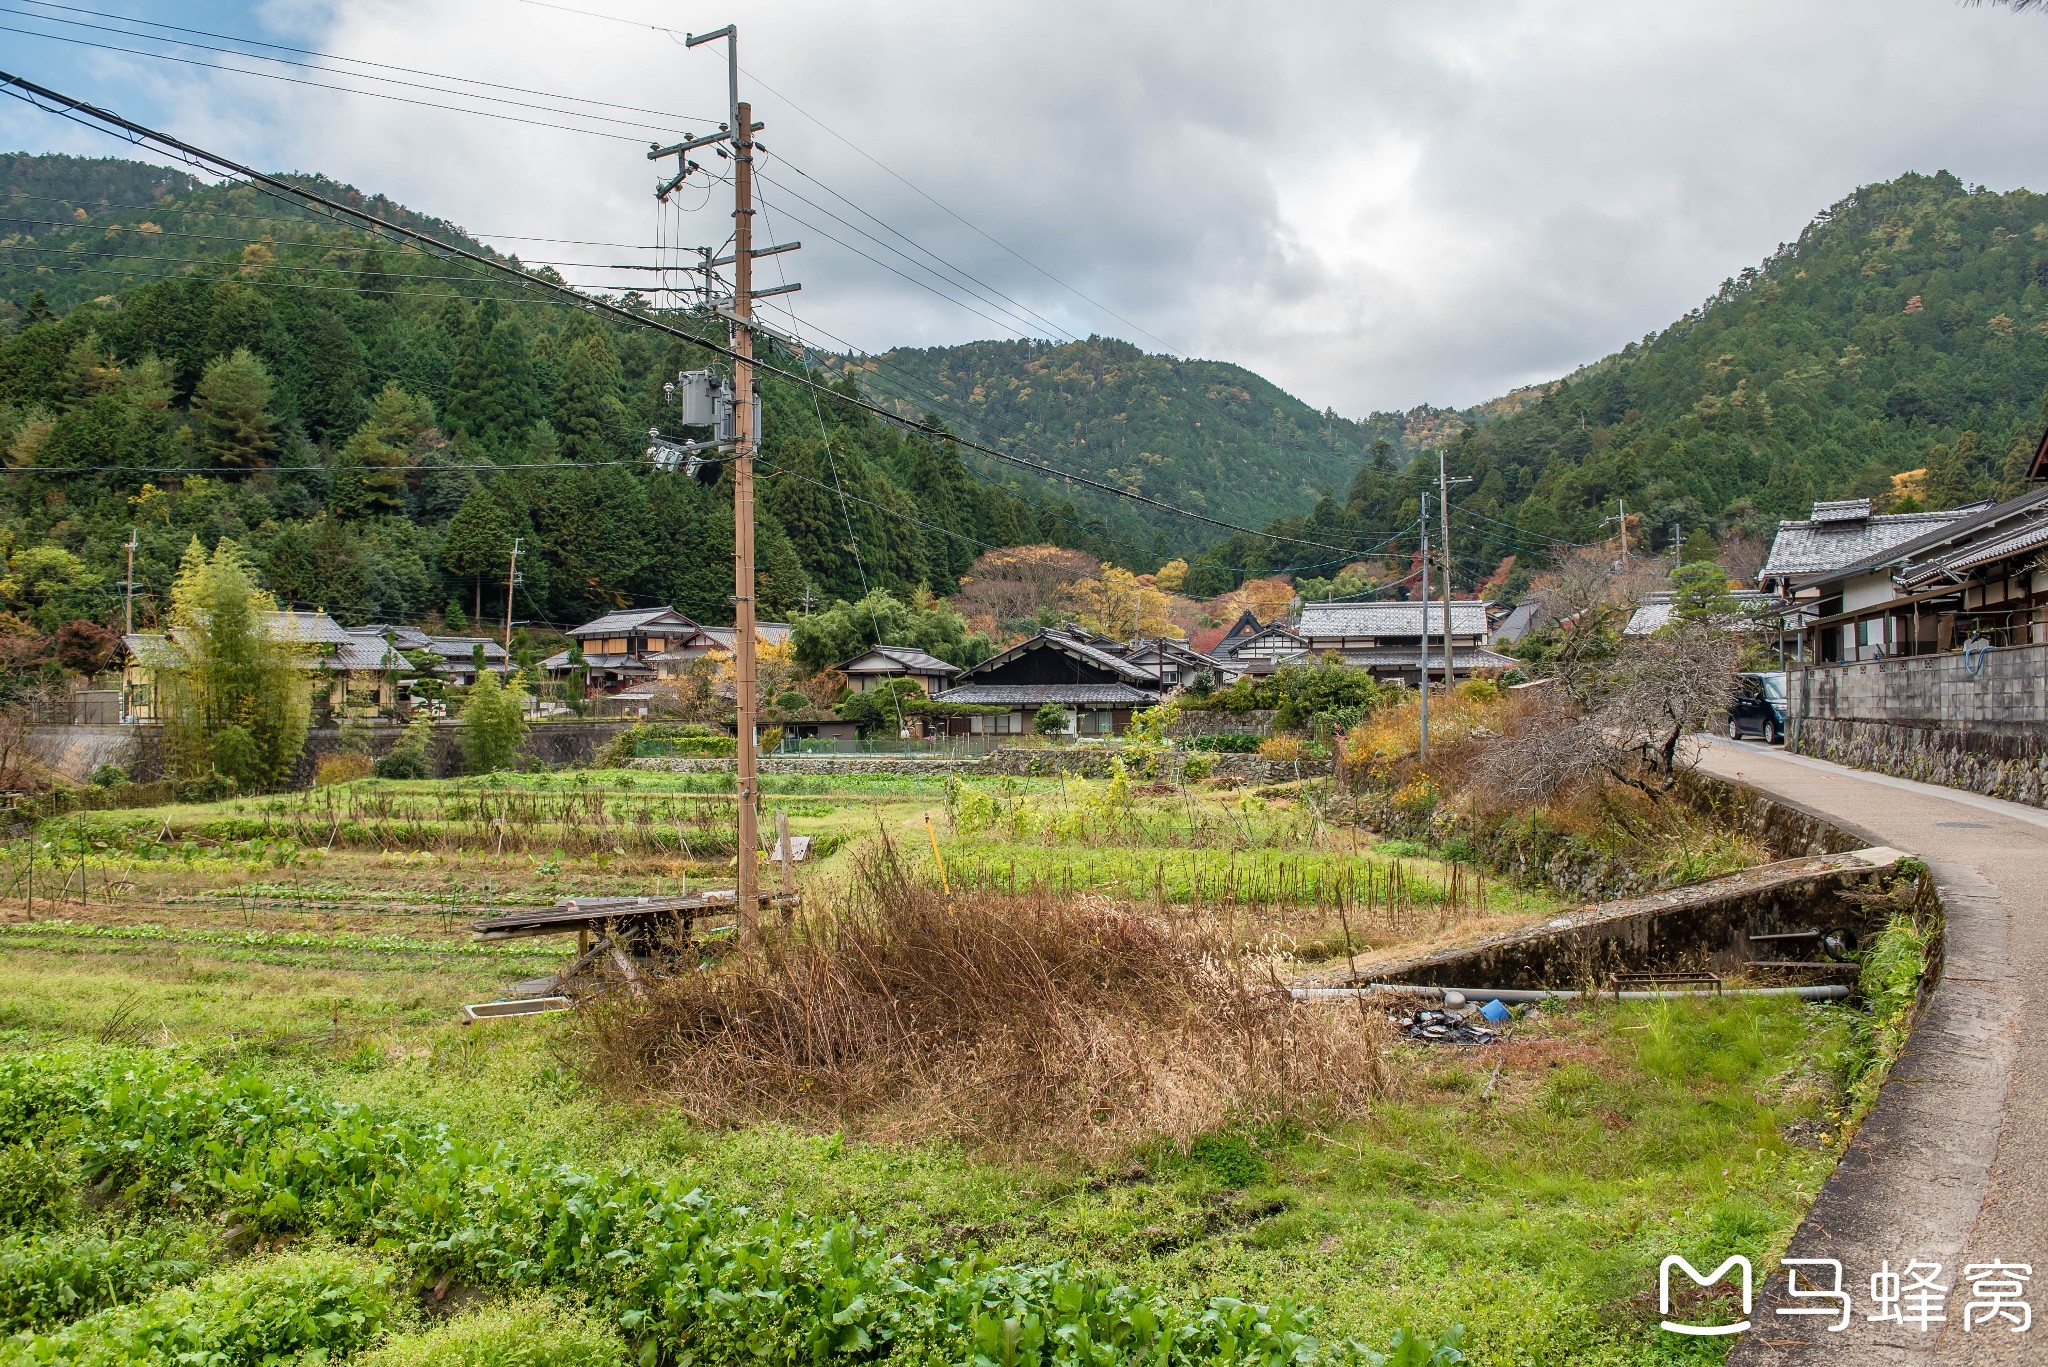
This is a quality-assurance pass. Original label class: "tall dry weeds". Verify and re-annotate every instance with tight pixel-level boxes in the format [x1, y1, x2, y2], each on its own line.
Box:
[581, 842, 1382, 1156]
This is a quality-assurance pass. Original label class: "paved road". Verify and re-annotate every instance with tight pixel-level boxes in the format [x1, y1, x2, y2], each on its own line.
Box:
[1698, 737, 2047, 1365]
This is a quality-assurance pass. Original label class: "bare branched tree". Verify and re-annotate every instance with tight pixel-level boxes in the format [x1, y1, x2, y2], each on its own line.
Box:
[1481, 619, 1738, 803]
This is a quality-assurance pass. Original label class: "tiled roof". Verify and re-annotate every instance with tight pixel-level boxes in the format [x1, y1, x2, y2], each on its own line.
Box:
[121, 632, 185, 668]
[1890, 486, 2048, 586]
[934, 683, 1156, 706]
[1297, 600, 1491, 639]
[839, 645, 960, 676]
[567, 606, 698, 638]
[331, 638, 412, 673]
[355, 623, 431, 649]
[1622, 590, 1781, 636]
[1809, 498, 1874, 524]
[1282, 645, 1517, 670]
[425, 636, 507, 660]
[1759, 507, 1965, 581]
[261, 609, 353, 646]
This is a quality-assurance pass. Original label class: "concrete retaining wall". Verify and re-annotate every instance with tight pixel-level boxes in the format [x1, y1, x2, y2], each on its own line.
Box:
[1786, 645, 2048, 809]
[1796, 642, 2048, 735]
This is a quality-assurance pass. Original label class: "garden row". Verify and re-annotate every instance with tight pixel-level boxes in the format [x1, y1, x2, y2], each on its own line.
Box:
[0, 1050, 1463, 1367]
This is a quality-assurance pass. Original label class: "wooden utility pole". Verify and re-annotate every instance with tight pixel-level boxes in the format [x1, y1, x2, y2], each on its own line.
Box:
[731, 96, 762, 950]
[123, 528, 137, 636]
[1417, 491, 1430, 764]
[502, 536, 521, 655]
[1436, 451, 1470, 693]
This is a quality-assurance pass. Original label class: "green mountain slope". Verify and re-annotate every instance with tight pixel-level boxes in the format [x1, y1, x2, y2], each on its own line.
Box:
[1195, 171, 2048, 592]
[0, 153, 1078, 641]
[855, 338, 1418, 554]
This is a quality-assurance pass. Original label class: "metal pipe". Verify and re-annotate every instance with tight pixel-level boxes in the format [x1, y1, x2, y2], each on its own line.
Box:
[1291, 983, 1852, 1003]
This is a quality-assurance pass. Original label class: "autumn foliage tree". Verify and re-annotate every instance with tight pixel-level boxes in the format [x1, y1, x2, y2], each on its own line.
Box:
[1055, 563, 1185, 640]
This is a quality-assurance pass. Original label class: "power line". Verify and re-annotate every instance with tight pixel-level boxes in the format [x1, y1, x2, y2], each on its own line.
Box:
[513, 0, 1184, 353]
[0, 21, 666, 143]
[12, 1, 716, 124]
[0, 187, 692, 251]
[0, 70, 1371, 558]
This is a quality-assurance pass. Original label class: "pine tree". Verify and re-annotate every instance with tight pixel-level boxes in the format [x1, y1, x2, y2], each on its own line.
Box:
[192, 348, 277, 470]
[470, 315, 542, 448]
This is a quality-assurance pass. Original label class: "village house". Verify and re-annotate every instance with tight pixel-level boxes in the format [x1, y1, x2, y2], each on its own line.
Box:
[930, 628, 1161, 738]
[834, 644, 960, 695]
[351, 624, 509, 686]
[1281, 599, 1513, 685]
[542, 606, 796, 696]
[122, 609, 411, 723]
[1768, 486, 2048, 662]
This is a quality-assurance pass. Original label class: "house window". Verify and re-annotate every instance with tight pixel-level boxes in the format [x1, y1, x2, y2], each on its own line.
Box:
[1094, 710, 1113, 734]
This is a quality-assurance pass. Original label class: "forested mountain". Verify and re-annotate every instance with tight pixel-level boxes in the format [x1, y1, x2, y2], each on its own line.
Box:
[857, 338, 1424, 553]
[1193, 172, 2048, 593]
[0, 154, 1091, 640]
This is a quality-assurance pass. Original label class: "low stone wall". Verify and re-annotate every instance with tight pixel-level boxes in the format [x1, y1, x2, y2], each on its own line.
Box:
[1792, 716, 2048, 809]
[1167, 709, 1275, 738]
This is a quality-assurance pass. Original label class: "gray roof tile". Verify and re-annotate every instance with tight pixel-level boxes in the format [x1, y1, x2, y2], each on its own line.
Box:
[934, 683, 1156, 706]
[1297, 600, 1491, 639]
[1759, 509, 1965, 581]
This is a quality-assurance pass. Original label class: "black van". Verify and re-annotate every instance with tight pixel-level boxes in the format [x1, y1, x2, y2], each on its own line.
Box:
[1727, 671, 1787, 744]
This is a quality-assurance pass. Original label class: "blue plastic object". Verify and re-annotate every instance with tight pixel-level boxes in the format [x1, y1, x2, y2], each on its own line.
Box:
[1479, 999, 1512, 1024]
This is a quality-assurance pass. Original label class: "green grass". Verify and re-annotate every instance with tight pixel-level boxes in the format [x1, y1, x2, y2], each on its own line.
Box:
[0, 937, 1858, 1365]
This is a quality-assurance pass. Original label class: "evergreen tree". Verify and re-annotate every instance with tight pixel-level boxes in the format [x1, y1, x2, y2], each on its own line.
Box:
[440, 487, 515, 624]
[332, 384, 435, 518]
[191, 348, 277, 470]
[551, 333, 632, 463]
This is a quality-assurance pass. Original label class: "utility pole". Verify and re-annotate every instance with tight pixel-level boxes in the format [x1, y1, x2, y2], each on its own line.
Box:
[1436, 451, 1471, 693]
[730, 91, 762, 950]
[502, 536, 521, 655]
[1605, 498, 1631, 567]
[123, 528, 137, 636]
[1418, 491, 1430, 764]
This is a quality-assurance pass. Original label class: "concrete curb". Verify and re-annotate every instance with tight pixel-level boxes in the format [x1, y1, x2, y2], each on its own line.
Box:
[1722, 838, 2017, 1362]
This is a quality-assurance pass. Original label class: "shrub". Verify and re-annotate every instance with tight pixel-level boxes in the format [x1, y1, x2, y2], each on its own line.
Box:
[12, 1249, 393, 1366]
[375, 718, 436, 779]
[1256, 735, 1304, 762]
[0, 1141, 68, 1232]
[587, 843, 1382, 1153]
[771, 691, 810, 713]
[86, 764, 126, 788]
[1455, 679, 1500, 703]
[758, 726, 784, 754]
[1032, 702, 1068, 737]
[313, 752, 374, 787]
[1179, 753, 1213, 783]
[358, 1295, 628, 1367]
[0, 1224, 211, 1333]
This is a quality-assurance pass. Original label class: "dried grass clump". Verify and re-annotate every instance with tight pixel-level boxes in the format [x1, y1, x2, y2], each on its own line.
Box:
[582, 845, 1382, 1155]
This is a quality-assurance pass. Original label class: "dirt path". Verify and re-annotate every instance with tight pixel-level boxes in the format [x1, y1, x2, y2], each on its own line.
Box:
[1700, 737, 2046, 1366]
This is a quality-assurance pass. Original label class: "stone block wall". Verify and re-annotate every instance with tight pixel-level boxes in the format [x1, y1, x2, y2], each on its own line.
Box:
[1789, 644, 2048, 808]
[1793, 718, 2048, 809]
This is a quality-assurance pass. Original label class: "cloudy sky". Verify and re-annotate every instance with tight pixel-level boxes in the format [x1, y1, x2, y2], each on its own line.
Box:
[6, 0, 2048, 417]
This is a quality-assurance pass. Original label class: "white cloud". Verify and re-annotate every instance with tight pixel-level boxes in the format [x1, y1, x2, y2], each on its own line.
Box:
[11, 0, 2048, 416]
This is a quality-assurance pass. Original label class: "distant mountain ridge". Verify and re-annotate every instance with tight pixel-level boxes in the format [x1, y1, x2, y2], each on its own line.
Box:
[1190, 171, 2048, 591]
[851, 337, 1439, 551]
